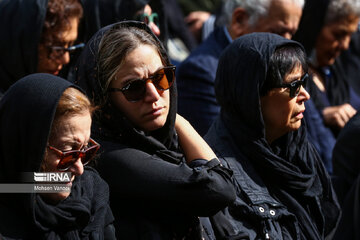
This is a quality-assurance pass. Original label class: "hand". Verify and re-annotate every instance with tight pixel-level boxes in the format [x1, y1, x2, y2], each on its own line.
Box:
[175, 114, 216, 163]
[322, 103, 356, 129]
[185, 11, 211, 42]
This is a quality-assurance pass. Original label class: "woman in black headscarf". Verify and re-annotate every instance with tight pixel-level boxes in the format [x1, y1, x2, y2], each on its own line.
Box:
[205, 32, 340, 239]
[0, 73, 115, 239]
[74, 20, 235, 239]
[0, 0, 83, 98]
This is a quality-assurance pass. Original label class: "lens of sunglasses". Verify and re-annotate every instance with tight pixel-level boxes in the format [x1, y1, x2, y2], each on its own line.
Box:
[57, 145, 99, 171]
[121, 67, 175, 102]
[290, 75, 308, 98]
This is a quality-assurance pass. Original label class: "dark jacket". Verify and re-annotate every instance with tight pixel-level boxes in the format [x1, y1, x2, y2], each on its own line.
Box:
[176, 26, 230, 136]
[74, 21, 236, 239]
[332, 112, 360, 240]
[0, 74, 115, 239]
[0, 0, 47, 96]
[205, 33, 341, 239]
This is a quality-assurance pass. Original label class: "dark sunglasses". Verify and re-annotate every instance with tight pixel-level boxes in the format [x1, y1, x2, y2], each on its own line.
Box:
[108, 65, 176, 102]
[47, 43, 85, 60]
[274, 73, 308, 98]
[47, 138, 100, 171]
[136, 12, 159, 27]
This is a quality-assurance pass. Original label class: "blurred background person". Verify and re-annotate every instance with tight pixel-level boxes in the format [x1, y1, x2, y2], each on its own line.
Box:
[293, 0, 360, 173]
[0, 0, 83, 99]
[0, 73, 115, 239]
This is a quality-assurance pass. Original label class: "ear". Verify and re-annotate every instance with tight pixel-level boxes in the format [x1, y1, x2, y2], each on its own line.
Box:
[229, 7, 250, 39]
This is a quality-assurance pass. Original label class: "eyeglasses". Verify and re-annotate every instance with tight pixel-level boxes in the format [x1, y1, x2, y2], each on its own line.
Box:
[136, 12, 159, 27]
[47, 43, 85, 60]
[274, 73, 308, 98]
[47, 138, 100, 171]
[108, 65, 176, 102]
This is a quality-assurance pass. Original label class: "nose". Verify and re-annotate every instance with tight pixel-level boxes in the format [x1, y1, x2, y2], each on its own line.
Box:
[339, 35, 351, 51]
[149, 22, 161, 36]
[67, 158, 84, 176]
[143, 81, 161, 102]
[298, 86, 310, 102]
[57, 51, 71, 66]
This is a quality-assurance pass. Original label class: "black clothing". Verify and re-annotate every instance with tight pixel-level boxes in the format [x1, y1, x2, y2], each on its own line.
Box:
[0, 0, 47, 96]
[205, 33, 340, 239]
[332, 112, 360, 240]
[0, 73, 115, 239]
[74, 21, 235, 239]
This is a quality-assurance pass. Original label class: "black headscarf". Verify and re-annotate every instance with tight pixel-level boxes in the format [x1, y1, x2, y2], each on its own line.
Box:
[293, 0, 351, 110]
[0, 0, 48, 95]
[215, 33, 340, 239]
[0, 73, 114, 239]
[74, 20, 182, 163]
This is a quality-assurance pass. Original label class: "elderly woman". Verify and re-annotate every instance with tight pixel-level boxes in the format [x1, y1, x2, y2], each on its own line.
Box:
[205, 33, 341, 239]
[293, 0, 360, 171]
[0, 0, 83, 98]
[0, 74, 115, 238]
[74, 21, 235, 239]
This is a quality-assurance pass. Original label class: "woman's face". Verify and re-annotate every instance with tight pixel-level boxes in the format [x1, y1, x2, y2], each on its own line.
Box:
[315, 15, 359, 67]
[37, 17, 79, 75]
[41, 112, 91, 204]
[109, 44, 170, 132]
[260, 65, 310, 143]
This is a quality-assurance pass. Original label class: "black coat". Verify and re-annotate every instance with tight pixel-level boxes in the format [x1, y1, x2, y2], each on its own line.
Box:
[0, 74, 115, 239]
[74, 21, 235, 239]
[205, 33, 341, 239]
[332, 112, 360, 240]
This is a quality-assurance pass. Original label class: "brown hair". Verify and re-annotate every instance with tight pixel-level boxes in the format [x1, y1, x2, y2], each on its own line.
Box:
[50, 87, 94, 138]
[97, 24, 169, 105]
[40, 0, 83, 47]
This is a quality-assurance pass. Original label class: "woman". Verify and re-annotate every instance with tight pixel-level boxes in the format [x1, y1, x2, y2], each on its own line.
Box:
[204, 33, 340, 239]
[0, 0, 83, 98]
[293, 0, 360, 132]
[0, 73, 115, 239]
[74, 21, 235, 239]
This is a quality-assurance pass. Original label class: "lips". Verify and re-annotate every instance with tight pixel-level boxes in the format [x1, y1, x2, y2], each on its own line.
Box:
[145, 106, 164, 116]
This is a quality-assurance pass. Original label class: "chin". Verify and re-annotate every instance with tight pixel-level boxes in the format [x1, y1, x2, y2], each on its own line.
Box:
[143, 118, 167, 132]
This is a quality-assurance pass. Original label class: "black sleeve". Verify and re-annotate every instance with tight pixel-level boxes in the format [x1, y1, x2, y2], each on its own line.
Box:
[97, 148, 235, 216]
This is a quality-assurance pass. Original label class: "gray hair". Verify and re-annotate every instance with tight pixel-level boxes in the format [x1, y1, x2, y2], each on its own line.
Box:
[222, 0, 305, 27]
[325, 0, 360, 25]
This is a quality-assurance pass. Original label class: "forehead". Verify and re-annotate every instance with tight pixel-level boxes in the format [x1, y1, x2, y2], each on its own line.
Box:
[325, 15, 359, 33]
[256, 0, 302, 27]
[51, 113, 91, 146]
[57, 17, 79, 43]
[283, 64, 304, 83]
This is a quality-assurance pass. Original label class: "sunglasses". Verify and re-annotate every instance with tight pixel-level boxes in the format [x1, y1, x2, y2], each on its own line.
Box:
[274, 73, 308, 98]
[136, 12, 159, 27]
[47, 138, 100, 171]
[108, 65, 176, 102]
[47, 43, 85, 60]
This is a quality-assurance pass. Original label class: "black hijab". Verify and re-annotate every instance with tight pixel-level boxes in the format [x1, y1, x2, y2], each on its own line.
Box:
[293, 0, 351, 110]
[74, 21, 182, 163]
[215, 33, 340, 239]
[0, 0, 47, 95]
[0, 73, 114, 239]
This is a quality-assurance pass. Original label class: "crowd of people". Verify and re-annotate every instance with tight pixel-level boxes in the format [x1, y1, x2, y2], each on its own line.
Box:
[1, 0, 360, 239]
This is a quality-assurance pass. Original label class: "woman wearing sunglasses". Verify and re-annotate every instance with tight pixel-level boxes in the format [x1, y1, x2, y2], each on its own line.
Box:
[204, 33, 341, 239]
[74, 21, 235, 239]
[0, 73, 115, 239]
